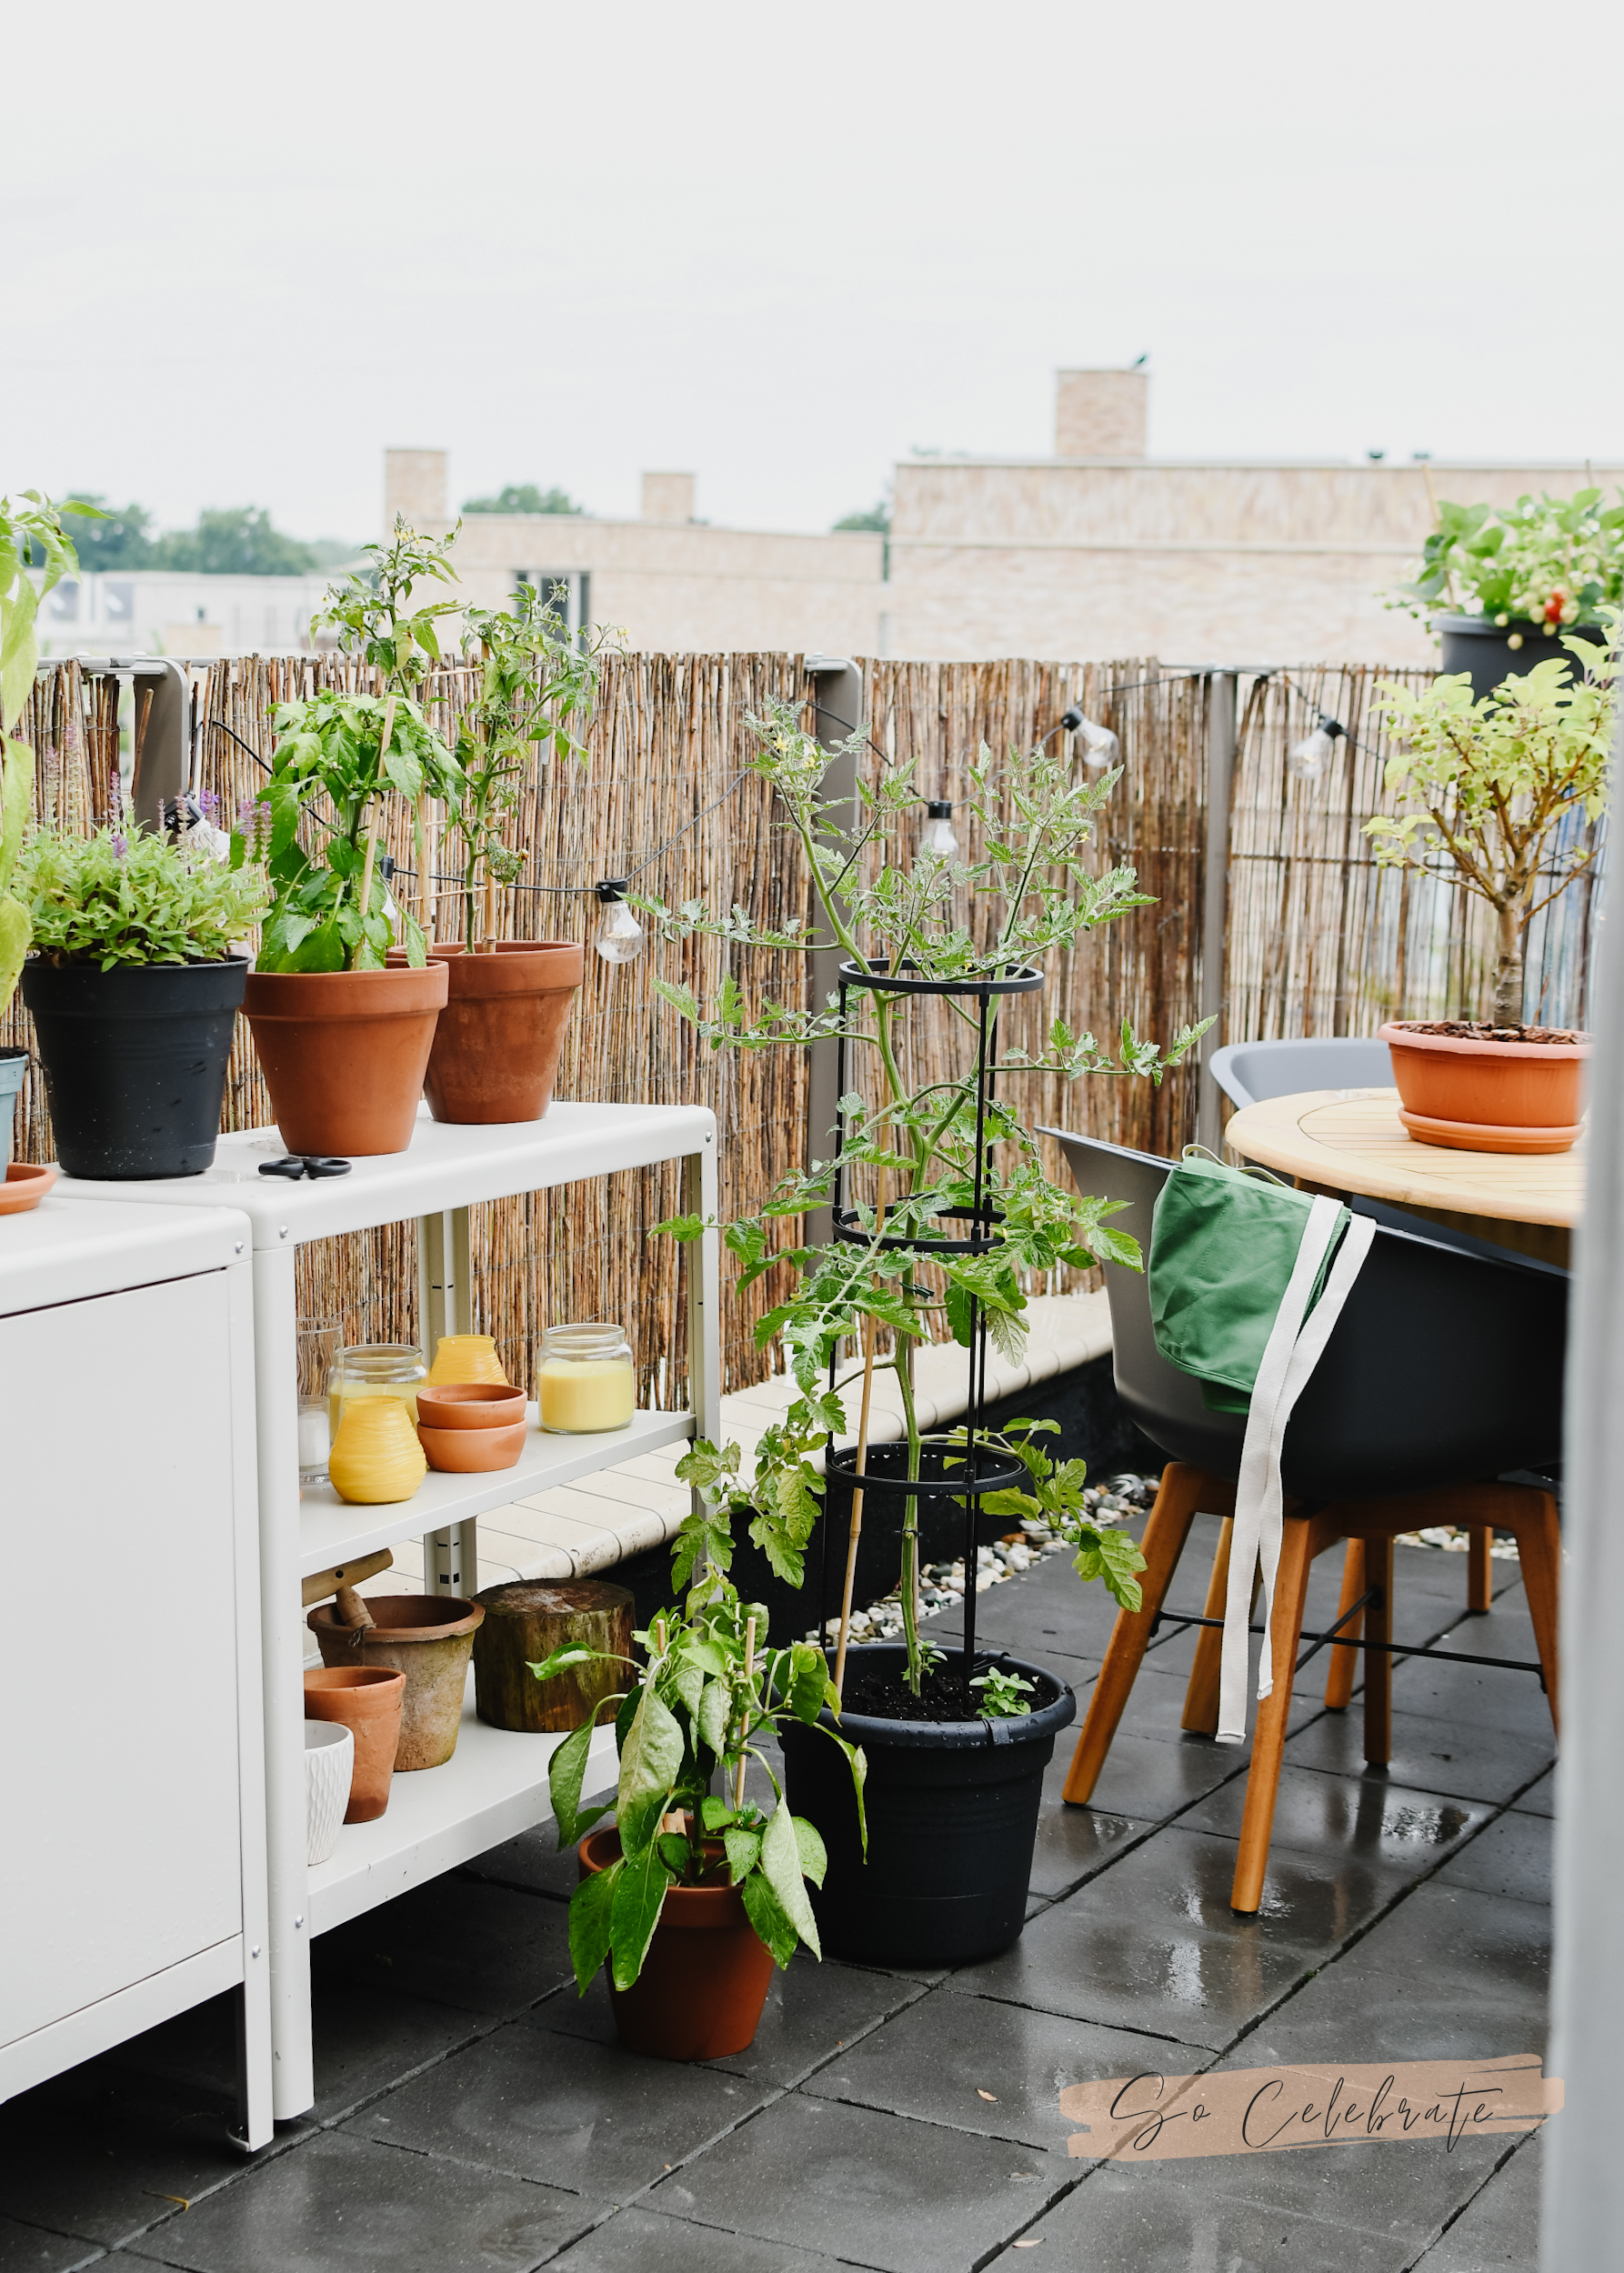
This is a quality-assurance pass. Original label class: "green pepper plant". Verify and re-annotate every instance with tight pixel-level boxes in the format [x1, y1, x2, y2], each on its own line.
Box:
[644, 698, 1195, 1700]
[534, 1566, 866, 1993]
[1388, 489, 1624, 633]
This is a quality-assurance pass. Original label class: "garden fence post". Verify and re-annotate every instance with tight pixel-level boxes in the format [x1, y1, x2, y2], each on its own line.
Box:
[1197, 671, 1238, 1157]
[804, 656, 863, 1248]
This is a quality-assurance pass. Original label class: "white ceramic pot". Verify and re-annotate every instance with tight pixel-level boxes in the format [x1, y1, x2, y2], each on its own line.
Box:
[305, 1719, 355, 1865]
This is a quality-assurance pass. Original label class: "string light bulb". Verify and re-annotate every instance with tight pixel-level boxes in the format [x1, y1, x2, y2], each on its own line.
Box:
[594, 880, 645, 965]
[1288, 714, 1346, 782]
[920, 798, 959, 859]
[1059, 705, 1120, 770]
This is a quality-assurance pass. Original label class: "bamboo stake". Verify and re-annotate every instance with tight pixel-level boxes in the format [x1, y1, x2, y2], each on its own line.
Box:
[834, 1183, 885, 1699]
[733, 1613, 756, 1813]
[357, 693, 396, 946]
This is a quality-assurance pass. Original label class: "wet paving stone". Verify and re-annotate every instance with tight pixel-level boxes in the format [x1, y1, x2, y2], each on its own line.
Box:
[1432, 1809, 1552, 1908]
[1284, 1707, 1554, 1809]
[1180, 1764, 1489, 1876]
[548, 2205, 848, 2271]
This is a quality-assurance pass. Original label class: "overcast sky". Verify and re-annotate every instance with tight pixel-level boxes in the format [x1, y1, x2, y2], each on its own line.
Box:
[8, 0, 1622, 546]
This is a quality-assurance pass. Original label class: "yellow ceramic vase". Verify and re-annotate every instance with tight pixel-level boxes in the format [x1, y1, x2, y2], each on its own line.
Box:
[427, 1334, 509, 1387]
[327, 1396, 428, 1505]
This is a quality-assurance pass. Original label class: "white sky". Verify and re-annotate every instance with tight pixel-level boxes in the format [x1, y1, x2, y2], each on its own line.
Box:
[8, 0, 1622, 545]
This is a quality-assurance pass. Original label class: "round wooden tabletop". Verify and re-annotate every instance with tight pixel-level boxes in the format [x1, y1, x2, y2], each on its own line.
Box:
[1222, 1087, 1583, 1231]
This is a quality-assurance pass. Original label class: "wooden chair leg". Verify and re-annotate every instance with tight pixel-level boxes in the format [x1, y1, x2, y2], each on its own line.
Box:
[1361, 1534, 1394, 1768]
[1508, 1490, 1561, 1739]
[1468, 1526, 1493, 1613]
[1324, 1538, 1366, 1711]
[1181, 1517, 1258, 1734]
[1062, 1463, 1222, 1805]
[1230, 1514, 1325, 1914]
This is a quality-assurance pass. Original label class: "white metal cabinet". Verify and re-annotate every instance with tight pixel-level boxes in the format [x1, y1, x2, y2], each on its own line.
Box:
[0, 1199, 269, 2147]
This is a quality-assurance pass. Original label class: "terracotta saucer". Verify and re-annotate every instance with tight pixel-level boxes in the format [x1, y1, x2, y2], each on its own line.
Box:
[1398, 1106, 1582, 1156]
[0, 1163, 58, 1215]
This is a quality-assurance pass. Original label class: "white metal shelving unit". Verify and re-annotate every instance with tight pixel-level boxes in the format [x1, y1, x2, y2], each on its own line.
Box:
[62, 1101, 720, 2122]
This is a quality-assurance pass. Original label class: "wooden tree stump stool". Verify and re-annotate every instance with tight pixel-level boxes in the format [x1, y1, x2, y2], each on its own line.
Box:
[472, 1579, 634, 1734]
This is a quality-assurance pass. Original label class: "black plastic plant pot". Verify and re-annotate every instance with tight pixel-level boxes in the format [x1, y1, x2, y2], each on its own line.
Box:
[778, 1643, 1076, 1966]
[21, 956, 248, 1179]
[1437, 615, 1606, 702]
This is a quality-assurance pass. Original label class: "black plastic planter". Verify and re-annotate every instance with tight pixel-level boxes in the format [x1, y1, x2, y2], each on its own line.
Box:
[22, 956, 248, 1178]
[1437, 615, 1606, 702]
[778, 1643, 1076, 1966]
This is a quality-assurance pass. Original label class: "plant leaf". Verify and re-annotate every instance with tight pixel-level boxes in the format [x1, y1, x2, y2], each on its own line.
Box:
[616, 1685, 685, 1856]
[546, 1711, 616, 1849]
[759, 1801, 820, 1958]
[567, 1860, 617, 1995]
[739, 1867, 800, 1968]
[723, 1827, 761, 1884]
[609, 1843, 673, 1989]
[792, 1815, 827, 1888]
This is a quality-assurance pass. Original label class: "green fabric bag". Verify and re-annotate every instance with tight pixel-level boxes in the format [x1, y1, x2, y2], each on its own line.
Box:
[1148, 1150, 1351, 1414]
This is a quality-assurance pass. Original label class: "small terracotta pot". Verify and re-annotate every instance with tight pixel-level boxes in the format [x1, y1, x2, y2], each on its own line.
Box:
[426, 1333, 509, 1387]
[242, 962, 447, 1157]
[420, 940, 584, 1126]
[304, 1666, 405, 1823]
[578, 1826, 776, 2060]
[1379, 1020, 1589, 1154]
[417, 1417, 528, 1472]
[416, 1383, 528, 1431]
[0, 1162, 57, 1217]
[327, 1396, 427, 1504]
[307, 1596, 485, 1770]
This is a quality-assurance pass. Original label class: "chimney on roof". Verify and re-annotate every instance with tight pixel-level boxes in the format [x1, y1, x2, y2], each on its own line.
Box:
[1054, 370, 1148, 459]
[641, 471, 696, 523]
[384, 448, 449, 530]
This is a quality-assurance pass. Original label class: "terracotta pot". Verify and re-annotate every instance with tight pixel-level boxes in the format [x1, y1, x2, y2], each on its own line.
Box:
[426, 1333, 509, 1387]
[420, 941, 583, 1125]
[577, 1826, 776, 2060]
[1379, 1021, 1589, 1155]
[307, 1596, 485, 1770]
[0, 1162, 57, 1217]
[416, 1383, 527, 1430]
[304, 1666, 405, 1823]
[417, 1417, 528, 1472]
[242, 962, 447, 1157]
[327, 1395, 427, 1504]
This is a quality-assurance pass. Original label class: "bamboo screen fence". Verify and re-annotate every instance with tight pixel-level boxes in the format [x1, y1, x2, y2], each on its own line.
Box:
[3, 648, 1600, 1403]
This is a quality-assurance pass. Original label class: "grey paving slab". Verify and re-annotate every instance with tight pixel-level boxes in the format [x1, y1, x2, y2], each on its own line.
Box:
[996, 2158, 1423, 2270]
[655, 2094, 1068, 2273]
[0, 2060, 254, 2252]
[1028, 1772, 1149, 1901]
[1112, 1657, 1326, 1746]
[1412, 2131, 1542, 2270]
[949, 1827, 1380, 2050]
[310, 1875, 576, 2020]
[463, 1827, 583, 1903]
[0, 2218, 105, 2273]
[548, 2206, 850, 2272]
[803, 1988, 1193, 2153]
[1390, 1651, 1556, 1744]
[119, 2131, 604, 2273]
[1066, 1724, 1244, 1823]
[1180, 1764, 1489, 1876]
[1433, 1810, 1552, 1908]
[1284, 1707, 1554, 1808]
[1508, 1767, 1556, 1817]
[346, 2018, 757, 2197]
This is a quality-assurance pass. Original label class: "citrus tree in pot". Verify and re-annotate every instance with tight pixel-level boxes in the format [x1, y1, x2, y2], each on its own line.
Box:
[641, 699, 1195, 1964]
[533, 1567, 863, 2060]
[1368, 630, 1615, 1154]
[236, 521, 463, 1157]
[417, 582, 611, 1124]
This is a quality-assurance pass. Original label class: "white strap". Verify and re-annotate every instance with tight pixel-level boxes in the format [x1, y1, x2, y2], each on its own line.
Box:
[1215, 1202, 1375, 1744]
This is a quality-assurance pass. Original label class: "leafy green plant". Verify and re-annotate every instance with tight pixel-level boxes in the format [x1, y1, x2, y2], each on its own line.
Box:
[311, 518, 462, 689]
[978, 1418, 1148, 1610]
[0, 494, 96, 1017]
[646, 697, 1196, 1696]
[969, 1666, 1035, 1718]
[534, 1571, 865, 1992]
[453, 583, 611, 949]
[1389, 490, 1624, 632]
[1368, 632, 1615, 1024]
[17, 825, 269, 968]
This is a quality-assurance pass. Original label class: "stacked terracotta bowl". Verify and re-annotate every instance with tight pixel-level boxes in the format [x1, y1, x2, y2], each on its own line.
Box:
[416, 1382, 528, 1472]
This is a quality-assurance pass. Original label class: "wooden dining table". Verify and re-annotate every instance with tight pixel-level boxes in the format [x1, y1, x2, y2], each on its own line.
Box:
[1221, 1086, 1582, 1269]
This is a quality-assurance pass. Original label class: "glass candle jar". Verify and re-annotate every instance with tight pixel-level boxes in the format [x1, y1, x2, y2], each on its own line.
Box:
[329, 1343, 427, 1435]
[296, 1317, 342, 1486]
[538, 1322, 636, 1434]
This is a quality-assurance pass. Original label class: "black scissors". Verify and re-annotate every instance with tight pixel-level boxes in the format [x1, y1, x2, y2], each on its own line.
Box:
[258, 1156, 353, 1180]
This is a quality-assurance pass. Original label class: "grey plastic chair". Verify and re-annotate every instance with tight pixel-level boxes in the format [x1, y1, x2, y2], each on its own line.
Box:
[1208, 1034, 1393, 1110]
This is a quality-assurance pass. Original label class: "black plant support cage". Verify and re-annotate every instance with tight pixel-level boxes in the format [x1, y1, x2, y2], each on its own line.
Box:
[817, 956, 1043, 1713]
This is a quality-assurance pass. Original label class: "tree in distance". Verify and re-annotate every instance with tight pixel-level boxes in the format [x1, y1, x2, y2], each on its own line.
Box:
[463, 483, 585, 516]
[58, 495, 156, 569]
[833, 500, 890, 536]
[61, 497, 354, 576]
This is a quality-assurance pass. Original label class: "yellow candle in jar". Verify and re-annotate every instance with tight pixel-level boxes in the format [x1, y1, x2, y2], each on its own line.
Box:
[538, 1358, 635, 1434]
[329, 1379, 420, 1432]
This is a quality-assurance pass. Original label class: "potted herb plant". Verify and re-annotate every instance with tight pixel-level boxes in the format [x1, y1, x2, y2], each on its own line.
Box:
[236, 522, 464, 1157]
[1368, 631, 1615, 1152]
[533, 1565, 864, 2060]
[1388, 488, 1624, 698]
[640, 699, 1191, 1964]
[416, 582, 608, 1124]
[17, 823, 269, 1177]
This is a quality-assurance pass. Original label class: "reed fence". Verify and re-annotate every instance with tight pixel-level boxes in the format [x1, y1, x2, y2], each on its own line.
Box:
[4, 647, 1599, 1406]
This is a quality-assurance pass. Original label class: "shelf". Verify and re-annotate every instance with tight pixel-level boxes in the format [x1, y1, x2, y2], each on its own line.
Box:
[298, 1407, 695, 1576]
[306, 1667, 620, 1937]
